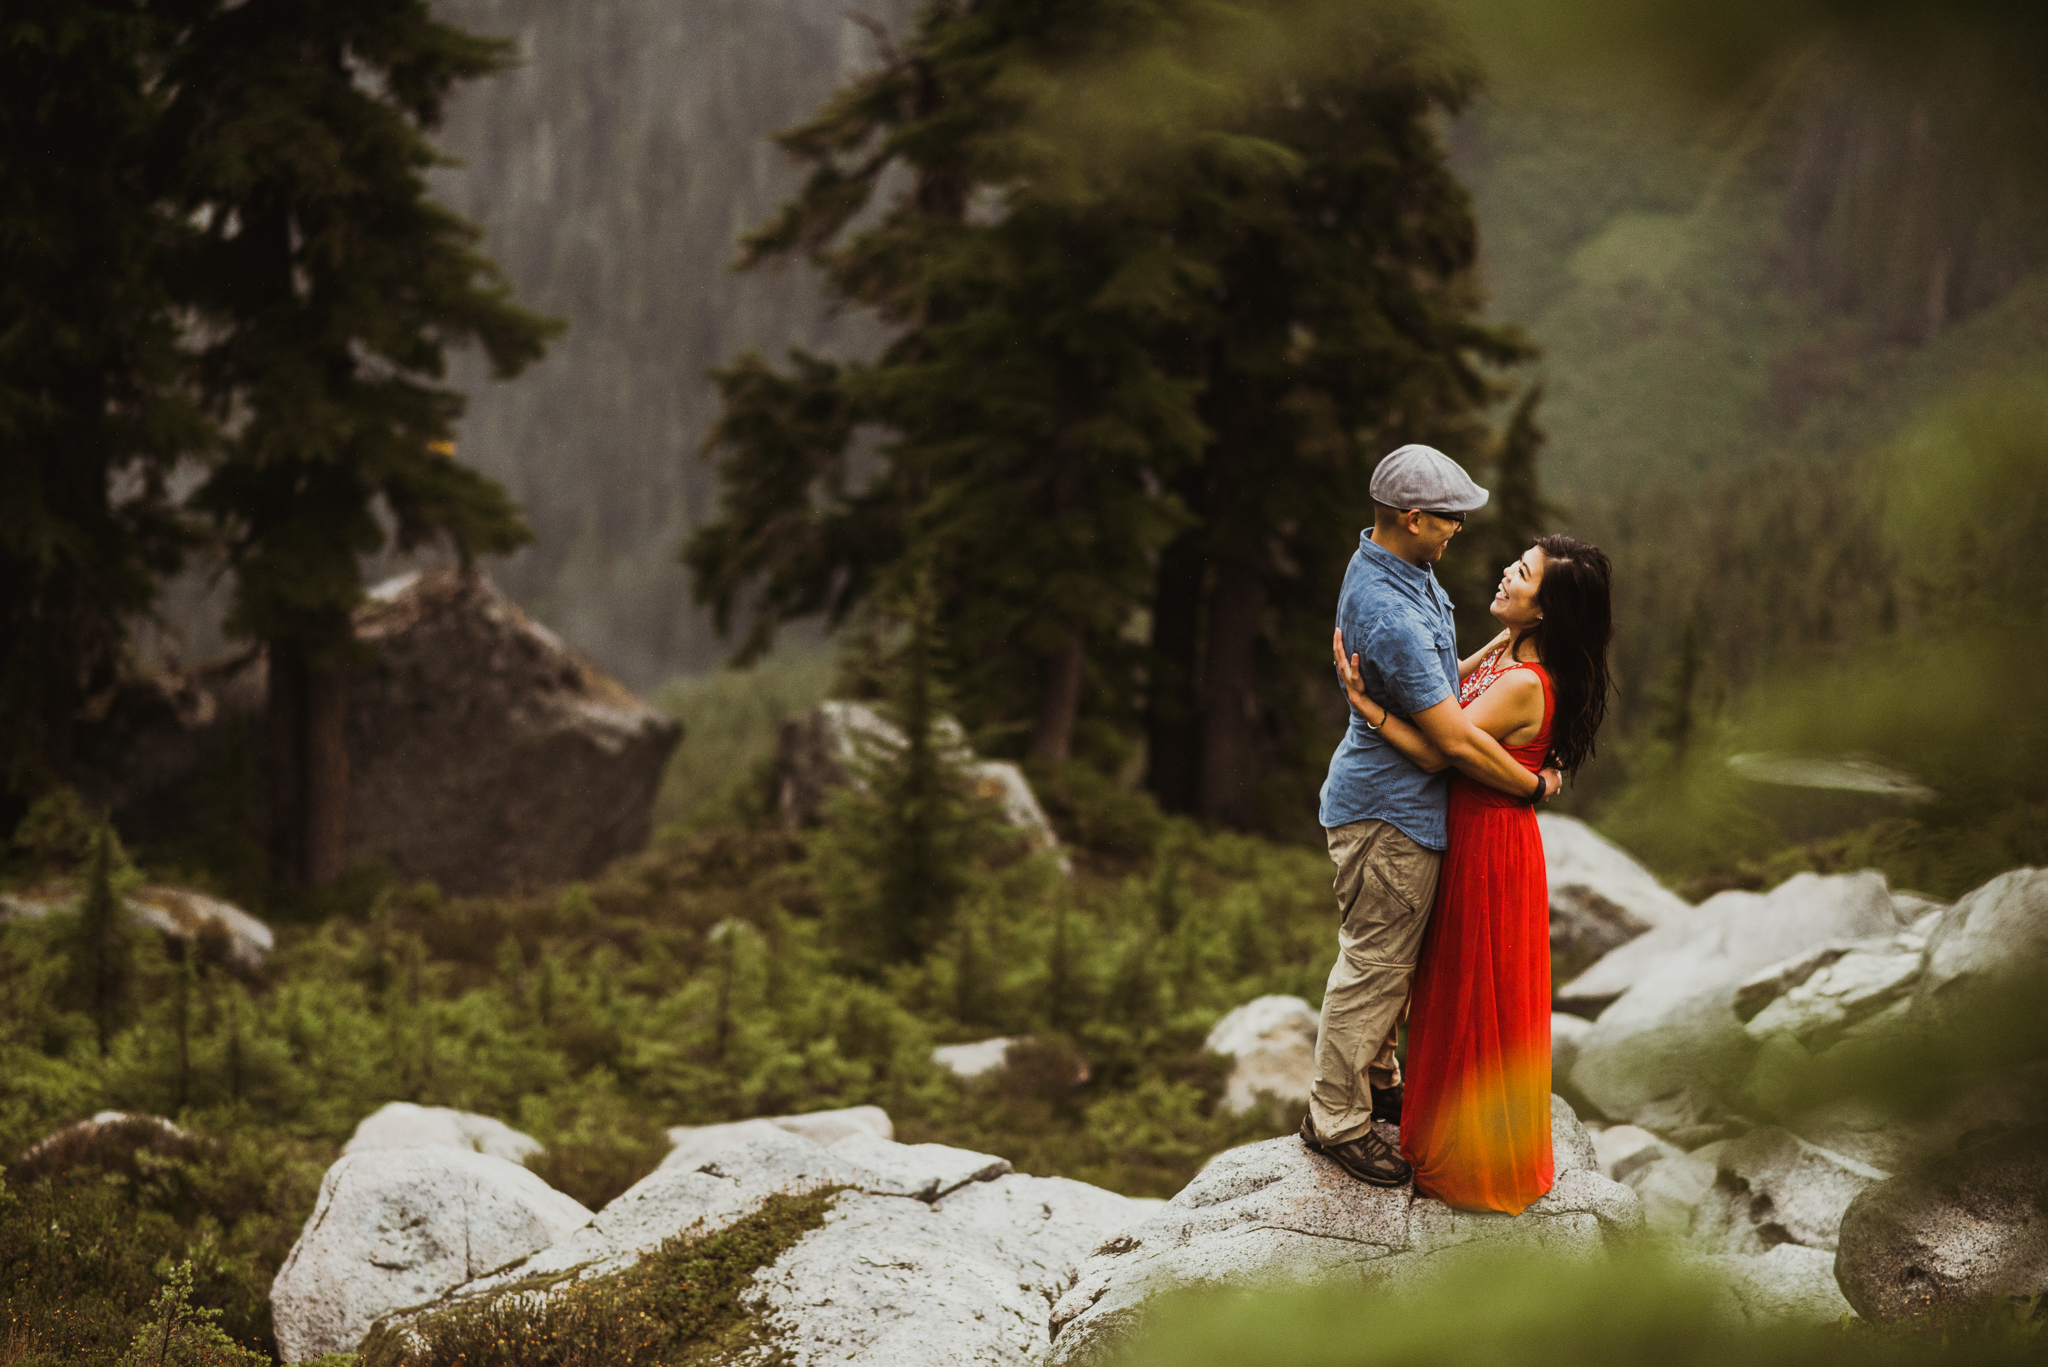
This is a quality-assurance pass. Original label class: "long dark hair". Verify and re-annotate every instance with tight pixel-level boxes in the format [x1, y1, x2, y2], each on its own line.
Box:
[1524, 534, 1613, 776]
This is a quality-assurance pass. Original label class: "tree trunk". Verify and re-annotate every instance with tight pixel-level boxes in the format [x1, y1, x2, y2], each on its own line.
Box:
[268, 642, 351, 886]
[1144, 532, 1206, 813]
[304, 663, 350, 884]
[1030, 627, 1086, 764]
[267, 643, 306, 885]
[1198, 556, 1264, 829]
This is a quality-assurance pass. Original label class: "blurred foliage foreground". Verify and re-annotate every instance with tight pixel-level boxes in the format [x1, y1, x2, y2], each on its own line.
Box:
[1107, 1256, 2042, 1367]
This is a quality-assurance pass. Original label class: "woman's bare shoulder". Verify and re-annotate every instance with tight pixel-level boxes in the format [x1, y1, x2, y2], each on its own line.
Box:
[1477, 666, 1545, 701]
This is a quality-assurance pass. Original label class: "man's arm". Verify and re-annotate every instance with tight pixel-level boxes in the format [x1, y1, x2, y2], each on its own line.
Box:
[1408, 696, 1548, 798]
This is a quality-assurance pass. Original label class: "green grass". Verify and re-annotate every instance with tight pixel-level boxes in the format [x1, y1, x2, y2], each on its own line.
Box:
[649, 649, 836, 830]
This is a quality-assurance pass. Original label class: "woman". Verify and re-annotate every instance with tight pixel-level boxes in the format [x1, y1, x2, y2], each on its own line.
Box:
[1332, 533, 1613, 1213]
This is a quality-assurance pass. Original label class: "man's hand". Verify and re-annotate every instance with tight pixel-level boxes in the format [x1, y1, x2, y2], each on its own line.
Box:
[1332, 628, 1378, 721]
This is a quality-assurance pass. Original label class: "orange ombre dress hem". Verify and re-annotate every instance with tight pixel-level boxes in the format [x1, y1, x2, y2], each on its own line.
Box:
[1398, 656, 1555, 1215]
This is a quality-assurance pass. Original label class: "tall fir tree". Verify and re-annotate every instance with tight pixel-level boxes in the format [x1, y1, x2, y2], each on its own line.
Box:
[814, 572, 995, 969]
[163, 0, 561, 884]
[688, 0, 1213, 769]
[0, 2, 207, 828]
[690, 0, 1531, 830]
[77, 823, 129, 1056]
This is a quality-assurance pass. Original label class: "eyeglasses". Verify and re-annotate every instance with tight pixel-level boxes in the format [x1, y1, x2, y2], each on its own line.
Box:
[1418, 509, 1466, 526]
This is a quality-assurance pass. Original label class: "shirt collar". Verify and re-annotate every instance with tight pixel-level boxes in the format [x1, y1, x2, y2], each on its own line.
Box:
[1359, 530, 1437, 592]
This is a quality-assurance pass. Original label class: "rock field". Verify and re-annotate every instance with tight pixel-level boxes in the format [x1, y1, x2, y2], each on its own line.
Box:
[239, 829, 2048, 1362]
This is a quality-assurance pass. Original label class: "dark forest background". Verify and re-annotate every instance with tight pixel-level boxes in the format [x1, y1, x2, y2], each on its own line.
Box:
[128, 0, 2047, 875]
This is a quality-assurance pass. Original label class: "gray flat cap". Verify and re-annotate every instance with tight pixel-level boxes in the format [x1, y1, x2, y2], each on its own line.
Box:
[1370, 444, 1490, 514]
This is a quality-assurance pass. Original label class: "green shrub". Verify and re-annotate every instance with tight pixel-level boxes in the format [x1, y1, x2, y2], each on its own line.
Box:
[115, 1260, 267, 1367]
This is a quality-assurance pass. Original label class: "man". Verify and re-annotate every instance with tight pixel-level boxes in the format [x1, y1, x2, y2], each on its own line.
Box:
[1302, 444, 1558, 1187]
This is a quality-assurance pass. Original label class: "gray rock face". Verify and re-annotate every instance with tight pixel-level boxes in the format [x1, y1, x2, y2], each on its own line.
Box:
[1699, 1244, 1857, 1326]
[753, 1174, 1145, 1367]
[1539, 815, 1691, 975]
[829, 1131, 1013, 1201]
[345, 570, 680, 893]
[1202, 995, 1319, 1115]
[1625, 1147, 1721, 1239]
[1835, 1126, 2048, 1324]
[1568, 871, 1903, 1128]
[457, 1126, 858, 1296]
[421, 0, 910, 688]
[1, 885, 272, 972]
[1551, 1012, 1595, 1108]
[127, 886, 274, 970]
[1590, 1124, 1677, 1184]
[1740, 932, 1925, 1052]
[13, 1111, 192, 1178]
[71, 569, 680, 897]
[343, 1102, 543, 1164]
[662, 1105, 894, 1170]
[1712, 1126, 1888, 1252]
[774, 701, 1060, 858]
[270, 1148, 592, 1362]
[1914, 869, 2048, 1023]
[1043, 1096, 1640, 1366]
[932, 1036, 1027, 1079]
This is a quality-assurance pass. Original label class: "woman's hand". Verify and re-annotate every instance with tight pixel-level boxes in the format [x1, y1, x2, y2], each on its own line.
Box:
[1332, 628, 1386, 727]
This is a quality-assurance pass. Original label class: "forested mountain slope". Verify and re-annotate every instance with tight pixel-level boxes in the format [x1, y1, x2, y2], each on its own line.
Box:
[426, 0, 907, 686]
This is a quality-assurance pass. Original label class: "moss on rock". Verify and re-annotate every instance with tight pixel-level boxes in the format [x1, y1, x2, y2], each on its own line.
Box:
[356, 1187, 842, 1366]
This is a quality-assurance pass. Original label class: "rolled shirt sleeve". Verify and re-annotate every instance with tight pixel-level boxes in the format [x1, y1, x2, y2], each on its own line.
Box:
[1359, 613, 1454, 717]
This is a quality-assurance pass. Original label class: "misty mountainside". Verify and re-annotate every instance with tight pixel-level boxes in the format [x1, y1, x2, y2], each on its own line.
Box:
[424, 0, 910, 688]
[1450, 68, 2047, 742]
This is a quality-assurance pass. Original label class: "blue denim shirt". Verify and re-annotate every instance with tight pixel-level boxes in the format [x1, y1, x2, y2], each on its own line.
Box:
[1316, 532, 1460, 851]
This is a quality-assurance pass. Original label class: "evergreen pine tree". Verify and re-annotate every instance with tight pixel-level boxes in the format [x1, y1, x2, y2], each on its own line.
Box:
[78, 823, 128, 1056]
[691, 0, 1532, 827]
[816, 572, 994, 969]
[165, 0, 561, 885]
[0, 2, 207, 825]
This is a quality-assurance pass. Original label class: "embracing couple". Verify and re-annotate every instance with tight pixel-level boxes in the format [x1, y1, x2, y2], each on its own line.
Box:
[1300, 444, 1614, 1215]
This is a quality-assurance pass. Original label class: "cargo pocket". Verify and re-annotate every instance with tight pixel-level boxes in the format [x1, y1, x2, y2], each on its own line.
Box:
[1365, 830, 1440, 918]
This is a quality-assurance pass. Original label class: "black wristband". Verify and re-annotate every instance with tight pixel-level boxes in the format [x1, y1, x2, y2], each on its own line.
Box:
[1528, 772, 1547, 806]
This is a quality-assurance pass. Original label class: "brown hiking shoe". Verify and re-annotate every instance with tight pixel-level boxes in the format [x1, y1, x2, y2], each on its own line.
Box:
[1299, 1113, 1411, 1188]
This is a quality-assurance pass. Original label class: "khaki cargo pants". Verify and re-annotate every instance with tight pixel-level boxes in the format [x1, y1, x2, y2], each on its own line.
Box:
[1309, 818, 1443, 1146]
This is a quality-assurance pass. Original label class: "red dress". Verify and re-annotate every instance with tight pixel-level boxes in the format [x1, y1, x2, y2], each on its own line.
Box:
[1400, 651, 1554, 1214]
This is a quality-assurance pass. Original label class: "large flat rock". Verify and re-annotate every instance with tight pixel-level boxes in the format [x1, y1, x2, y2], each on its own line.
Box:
[1043, 1096, 1640, 1365]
